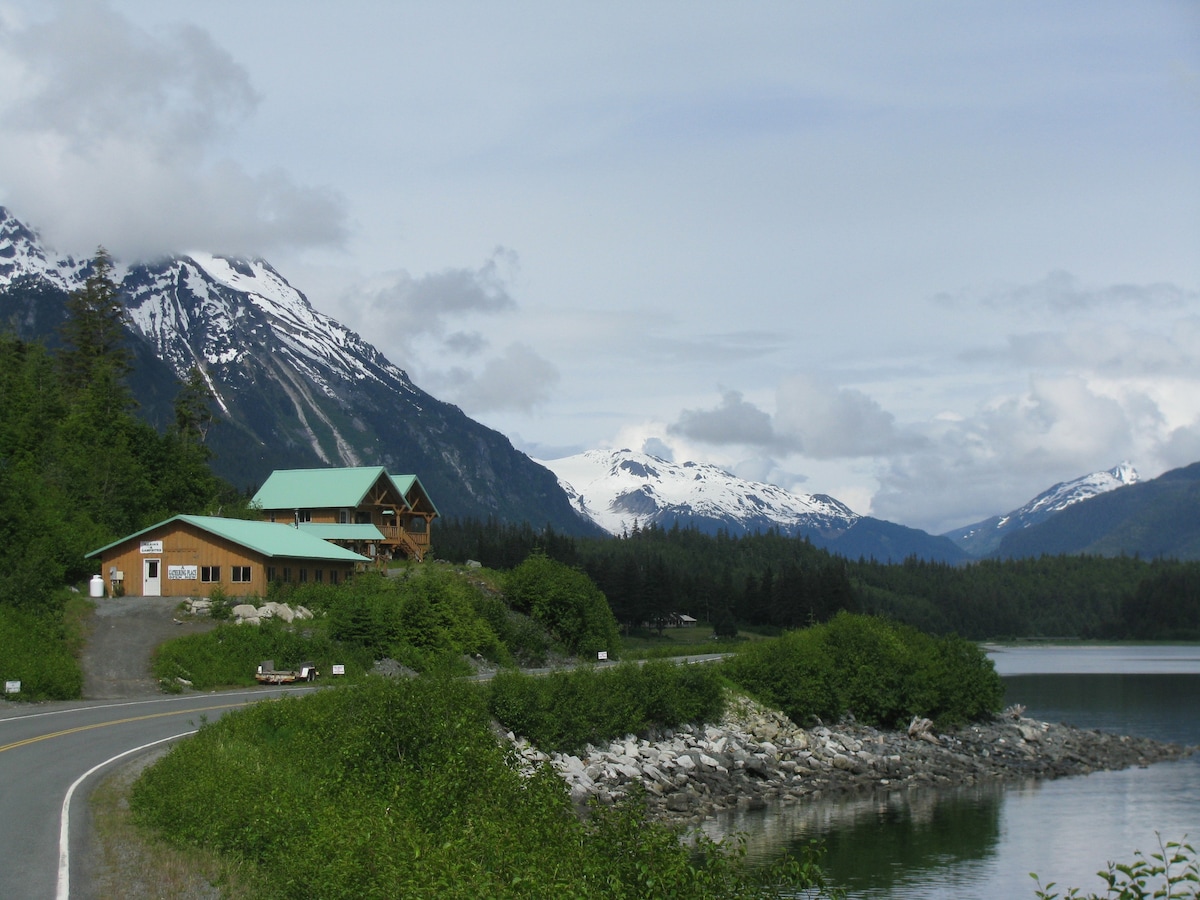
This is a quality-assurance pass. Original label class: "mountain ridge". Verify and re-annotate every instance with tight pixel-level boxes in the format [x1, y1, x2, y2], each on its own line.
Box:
[943, 462, 1139, 557]
[0, 206, 599, 535]
[538, 448, 970, 563]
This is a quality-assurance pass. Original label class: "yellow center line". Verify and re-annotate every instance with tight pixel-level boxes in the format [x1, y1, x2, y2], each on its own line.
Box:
[0, 701, 251, 753]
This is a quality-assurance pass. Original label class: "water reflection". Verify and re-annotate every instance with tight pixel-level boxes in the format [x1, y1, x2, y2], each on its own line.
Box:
[702, 782, 1006, 895]
[704, 647, 1200, 899]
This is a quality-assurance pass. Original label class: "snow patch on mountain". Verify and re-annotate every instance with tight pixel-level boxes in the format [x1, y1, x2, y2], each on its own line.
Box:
[0, 208, 88, 291]
[538, 448, 860, 537]
[944, 461, 1139, 556]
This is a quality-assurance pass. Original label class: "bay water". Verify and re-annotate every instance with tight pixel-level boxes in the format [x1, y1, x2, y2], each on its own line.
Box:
[702, 645, 1200, 899]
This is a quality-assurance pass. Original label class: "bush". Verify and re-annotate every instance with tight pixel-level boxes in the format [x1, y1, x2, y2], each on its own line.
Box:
[0, 600, 83, 700]
[487, 659, 725, 753]
[503, 554, 621, 658]
[722, 613, 1003, 728]
[131, 675, 837, 898]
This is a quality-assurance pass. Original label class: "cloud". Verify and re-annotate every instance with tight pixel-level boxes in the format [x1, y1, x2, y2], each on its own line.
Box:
[335, 248, 557, 414]
[773, 376, 920, 459]
[669, 390, 776, 447]
[355, 247, 519, 349]
[937, 270, 1196, 315]
[433, 342, 559, 414]
[0, 1, 346, 259]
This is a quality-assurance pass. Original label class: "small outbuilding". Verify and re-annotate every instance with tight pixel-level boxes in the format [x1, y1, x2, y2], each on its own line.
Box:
[87, 514, 370, 598]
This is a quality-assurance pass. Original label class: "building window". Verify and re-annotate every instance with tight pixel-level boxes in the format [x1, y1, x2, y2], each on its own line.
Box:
[338, 509, 350, 524]
[355, 510, 371, 524]
[269, 512, 277, 523]
[267, 566, 277, 582]
[201, 566, 221, 583]
[314, 569, 323, 583]
[329, 570, 339, 585]
[299, 568, 308, 583]
[282, 567, 291, 582]
[231, 566, 251, 583]
[296, 509, 312, 523]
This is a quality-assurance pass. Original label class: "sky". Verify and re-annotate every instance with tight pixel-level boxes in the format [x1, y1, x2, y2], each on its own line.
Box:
[0, 0, 1197, 535]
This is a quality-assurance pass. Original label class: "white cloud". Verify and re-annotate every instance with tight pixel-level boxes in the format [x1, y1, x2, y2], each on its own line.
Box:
[0, 0, 346, 260]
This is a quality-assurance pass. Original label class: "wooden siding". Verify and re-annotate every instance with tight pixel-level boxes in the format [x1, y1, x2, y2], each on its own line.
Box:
[96, 521, 357, 598]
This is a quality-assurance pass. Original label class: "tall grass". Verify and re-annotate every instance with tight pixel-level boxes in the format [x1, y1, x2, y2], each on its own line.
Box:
[131, 675, 839, 899]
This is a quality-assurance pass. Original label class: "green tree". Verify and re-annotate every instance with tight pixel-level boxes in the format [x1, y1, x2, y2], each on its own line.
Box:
[504, 553, 621, 657]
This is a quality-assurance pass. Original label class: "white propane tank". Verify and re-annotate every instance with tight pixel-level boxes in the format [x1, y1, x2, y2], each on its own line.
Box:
[89, 574, 105, 598]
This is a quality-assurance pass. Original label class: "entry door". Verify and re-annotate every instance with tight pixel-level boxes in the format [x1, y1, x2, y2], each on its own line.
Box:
[143, 558, 161, 597]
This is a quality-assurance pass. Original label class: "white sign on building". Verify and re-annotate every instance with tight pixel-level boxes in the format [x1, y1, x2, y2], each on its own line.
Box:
[167, 565, 198, 580]
[140, 540, 163, 553]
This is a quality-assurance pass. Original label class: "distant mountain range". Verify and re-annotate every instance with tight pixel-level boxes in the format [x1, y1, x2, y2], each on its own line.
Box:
[538, 449, 971, 563]
[943, 462, 1139, 557]
[2, 206, 1195, 561]
[0, 207, 597, 535]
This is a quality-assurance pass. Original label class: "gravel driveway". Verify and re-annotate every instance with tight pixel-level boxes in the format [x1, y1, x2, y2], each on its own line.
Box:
[81, 596, 218, 699]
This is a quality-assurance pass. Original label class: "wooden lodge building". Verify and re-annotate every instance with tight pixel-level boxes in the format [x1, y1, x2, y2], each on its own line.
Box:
[87, 515, 369, 599]
[87, 466, 439, 598]
[251, 467, 438, 564]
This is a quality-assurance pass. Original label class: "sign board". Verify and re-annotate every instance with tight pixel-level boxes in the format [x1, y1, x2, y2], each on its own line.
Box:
[5, 681, 20, 694]
[597, 651, 608, 661]
[167, 565, 198, 580]
[331, 664, 345, 676]
[140, 540, 163, 553]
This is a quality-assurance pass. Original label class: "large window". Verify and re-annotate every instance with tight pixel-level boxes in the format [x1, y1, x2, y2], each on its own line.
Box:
[329, 570, 339, 585]
[201, 566, 221, 583]
[231, 566, 251, 583]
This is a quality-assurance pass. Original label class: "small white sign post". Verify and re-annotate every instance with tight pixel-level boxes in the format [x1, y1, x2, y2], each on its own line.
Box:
[5, 680, 20, 695]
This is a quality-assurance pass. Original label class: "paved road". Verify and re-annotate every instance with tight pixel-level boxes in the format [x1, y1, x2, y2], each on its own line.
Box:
[0, 686, 315, 899]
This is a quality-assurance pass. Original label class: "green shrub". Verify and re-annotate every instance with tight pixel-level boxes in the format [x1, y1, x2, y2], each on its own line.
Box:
[487, 660, 724, 753]
[722, 613, 1002, 728]
[1032, 835, 1198, 899]
[0, 601, 83, 700]
[504, 554, 621, 658]
[131, 675, 835, 898]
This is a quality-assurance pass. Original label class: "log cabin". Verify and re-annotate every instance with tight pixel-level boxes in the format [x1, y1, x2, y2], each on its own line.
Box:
[251, 466, 439, 563]
[87, 515, 370, 599]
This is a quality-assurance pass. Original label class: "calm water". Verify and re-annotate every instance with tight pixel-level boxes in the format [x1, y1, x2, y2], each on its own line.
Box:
[703, 645, 1200, 899]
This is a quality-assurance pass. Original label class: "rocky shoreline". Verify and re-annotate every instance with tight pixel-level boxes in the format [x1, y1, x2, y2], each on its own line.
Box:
[510, 695, 1196, 825]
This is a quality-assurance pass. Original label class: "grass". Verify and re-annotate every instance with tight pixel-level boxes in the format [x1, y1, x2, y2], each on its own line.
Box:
[88, 751, 258, 900]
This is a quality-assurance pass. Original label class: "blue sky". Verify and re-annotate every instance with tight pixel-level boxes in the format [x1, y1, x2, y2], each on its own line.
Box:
[1, 0, 1197, 533]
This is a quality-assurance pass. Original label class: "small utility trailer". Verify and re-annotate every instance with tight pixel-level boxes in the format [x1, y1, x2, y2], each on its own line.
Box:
[255, 660, 319, 684]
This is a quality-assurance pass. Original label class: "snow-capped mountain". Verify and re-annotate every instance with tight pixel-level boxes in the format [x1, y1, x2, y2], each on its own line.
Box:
[0, 208, 89, 290]
[0, 206, 592, 532]
[943, 462, 1139, 557]
[539, 448, 971, 563]
[539, 448, 860, 537]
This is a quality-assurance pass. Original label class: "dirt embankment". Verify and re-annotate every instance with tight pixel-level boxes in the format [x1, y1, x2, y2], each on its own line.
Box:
[80, 596, 218, 699]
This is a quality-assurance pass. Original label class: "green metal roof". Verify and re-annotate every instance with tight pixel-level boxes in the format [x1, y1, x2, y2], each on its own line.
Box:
[251, 467, 413, 512]
[390, 473, 440, 517]
[298, 523, 386, 541]
[87, 515, 371, 563]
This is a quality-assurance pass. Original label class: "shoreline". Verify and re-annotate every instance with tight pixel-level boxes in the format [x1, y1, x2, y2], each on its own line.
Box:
[511, 695, 1197, 826]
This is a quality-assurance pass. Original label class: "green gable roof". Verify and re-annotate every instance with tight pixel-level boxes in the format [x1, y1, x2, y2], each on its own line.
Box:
[87, 515, 371, 563]
[251, 467, 413, 512]
[390, 473, 440, 517]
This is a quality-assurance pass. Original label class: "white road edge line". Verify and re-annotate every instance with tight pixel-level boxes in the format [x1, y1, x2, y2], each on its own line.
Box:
[57, 729, 197, 900]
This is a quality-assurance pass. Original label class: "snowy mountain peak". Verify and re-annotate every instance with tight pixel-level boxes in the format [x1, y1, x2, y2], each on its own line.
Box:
[945, 461, 1139, 556]
[538, 448, 860, 537]
[0, 206, 88, 291]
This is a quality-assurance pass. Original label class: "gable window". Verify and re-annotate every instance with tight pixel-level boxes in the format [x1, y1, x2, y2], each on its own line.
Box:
[231, 566, 251, 583]
[201, 566, 221, 583]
